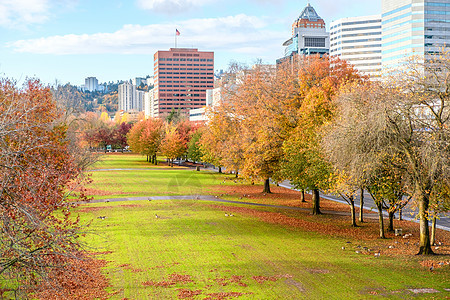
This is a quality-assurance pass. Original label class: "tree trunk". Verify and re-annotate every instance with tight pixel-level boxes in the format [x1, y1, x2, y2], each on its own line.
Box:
[263, 178, 271, 194]
[430, 216, 437, 246]
[235, 170, 239, 178]
[300, 190, 306, 202]
[218, 166, 222, 173]
[154, 154, 157, 165]
[196, 166, 200, 171]
[350, 196, 357, 227]
[388, 211, 395, 232]
[147, 155, 149, 162]
[377, 202, 385, 239]
[312, 189, 322, 215]
[398, 207, 403, 220]
[417, 193, 434, 255]
[359, 188, 364, 223]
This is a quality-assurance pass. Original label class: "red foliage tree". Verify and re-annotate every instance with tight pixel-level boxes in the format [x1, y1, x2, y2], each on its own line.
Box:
[0, 79, 94, 297]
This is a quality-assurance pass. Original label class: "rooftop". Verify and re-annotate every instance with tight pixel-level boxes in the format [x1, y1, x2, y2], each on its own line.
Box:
[298, 3, 322, 22]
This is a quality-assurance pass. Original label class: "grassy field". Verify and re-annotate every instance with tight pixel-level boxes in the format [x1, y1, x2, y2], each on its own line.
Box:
[86, 154, 226, 200]
[78, 154, 450, 299]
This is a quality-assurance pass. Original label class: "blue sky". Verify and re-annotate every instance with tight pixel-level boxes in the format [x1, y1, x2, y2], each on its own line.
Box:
[0, 0, 381, 86]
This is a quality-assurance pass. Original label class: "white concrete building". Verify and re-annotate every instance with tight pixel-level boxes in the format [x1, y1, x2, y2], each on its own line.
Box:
[135, 90, 145, 112]
[189, 87, 222, 122]
[382, 0, 450, 71]
[85, 77, 99, 92]
[144, 90, 152, 119]
[118, 81, 136, 112]
[330, 15, 382, 79]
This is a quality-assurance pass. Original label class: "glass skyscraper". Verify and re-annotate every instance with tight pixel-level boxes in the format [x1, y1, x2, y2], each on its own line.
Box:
[382, 0, 450, 70]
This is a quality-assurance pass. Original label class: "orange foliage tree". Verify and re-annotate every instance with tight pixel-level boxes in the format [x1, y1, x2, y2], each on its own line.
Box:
[160, 124, 186, 167]
[0, 79, 93, 297]
[127, 118, 164, 164]
[281, 56, 362, 214]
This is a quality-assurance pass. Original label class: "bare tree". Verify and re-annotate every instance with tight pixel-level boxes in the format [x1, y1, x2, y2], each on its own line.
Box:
[325, 52, 450, 254]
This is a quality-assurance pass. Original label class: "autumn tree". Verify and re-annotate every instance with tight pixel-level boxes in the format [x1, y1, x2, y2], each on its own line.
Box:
[127, 118, 164, 163]
[0, 79, 92, 296]
[111, 122, 133, 151]
[325, 82, 409, 238]
[281, 55, 362, 214]
[200, 106, 242, 174]
[187, 127, 204, 163]
[326, 54, 450, 254]
[160, 125, 186, 167]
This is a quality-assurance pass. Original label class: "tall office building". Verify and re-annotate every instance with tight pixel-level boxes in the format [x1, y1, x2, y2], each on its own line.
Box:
[85, 77, 99, 92]
[118, 81, 136, 112]
[278, 3, 329, 64]
[330, 15, 382, 78]
[382, 0, 450, 70]
[118, 81, 146, 112]
[153, 48, 214, 118]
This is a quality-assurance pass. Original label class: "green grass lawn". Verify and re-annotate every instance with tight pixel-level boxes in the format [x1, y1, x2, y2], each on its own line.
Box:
[86, 154, 229, 199]
[78, 154, 449, 299]
[90, 153, 183, 170]
[80, 200, 449, 299]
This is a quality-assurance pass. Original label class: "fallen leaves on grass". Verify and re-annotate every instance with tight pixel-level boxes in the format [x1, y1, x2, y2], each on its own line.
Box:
[177, 289, 202, 299]
[150, 261, 181, 270]
[205, 204, 379, 240]
[78, 206, 107, 213]
[252, 276, 277, 284]
[204, 291, 253, 300]
[142, 273, 194, 287]
[214, 275, 247, 287]
[213, 184, 373, 214]
[34, 253, 115, 300]
[118, 263, 143, 273]
[420, 260, 450, 269]
[204, 204, 450, 256]
[252, 274, 292, 284]
[78, 187, 117, 197]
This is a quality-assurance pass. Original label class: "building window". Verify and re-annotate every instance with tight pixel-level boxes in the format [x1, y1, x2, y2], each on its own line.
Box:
[305, 37, 326, 47]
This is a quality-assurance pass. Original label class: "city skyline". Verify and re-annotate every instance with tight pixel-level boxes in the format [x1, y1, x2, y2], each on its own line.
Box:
[0, 0, 381, 86]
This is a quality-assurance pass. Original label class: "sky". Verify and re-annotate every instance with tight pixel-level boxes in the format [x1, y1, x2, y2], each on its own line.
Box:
[0, 0, 381, 86]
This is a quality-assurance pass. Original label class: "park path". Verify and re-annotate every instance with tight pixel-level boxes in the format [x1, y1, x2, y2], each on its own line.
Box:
[87, 165, 449, 231]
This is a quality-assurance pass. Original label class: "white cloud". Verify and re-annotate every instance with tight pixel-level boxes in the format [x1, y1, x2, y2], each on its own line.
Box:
[0, 0, 79, 28]
[8, 14, 285, 57]
[136, 0, 213, 14]
[0, 0, 50, 27]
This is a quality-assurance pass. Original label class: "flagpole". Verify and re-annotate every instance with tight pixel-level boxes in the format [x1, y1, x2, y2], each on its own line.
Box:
[175, 33, 177, 48]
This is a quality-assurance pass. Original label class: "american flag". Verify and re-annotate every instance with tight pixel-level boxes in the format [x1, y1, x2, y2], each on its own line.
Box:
[176, 29, 180, 36]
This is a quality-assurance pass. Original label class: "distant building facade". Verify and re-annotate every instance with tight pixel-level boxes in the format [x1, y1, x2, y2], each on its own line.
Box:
[118, 81, 137, 112]
[132, 77, 146, 87]
[144, 89, 156, 119]
[278, 3, 330, 64]
[330, 15, 382, 79]
[153, 48, 214, 118]
[189, 87, 222, 122]
[382, 0, 450, 70]
[84, 77, 99, 92]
